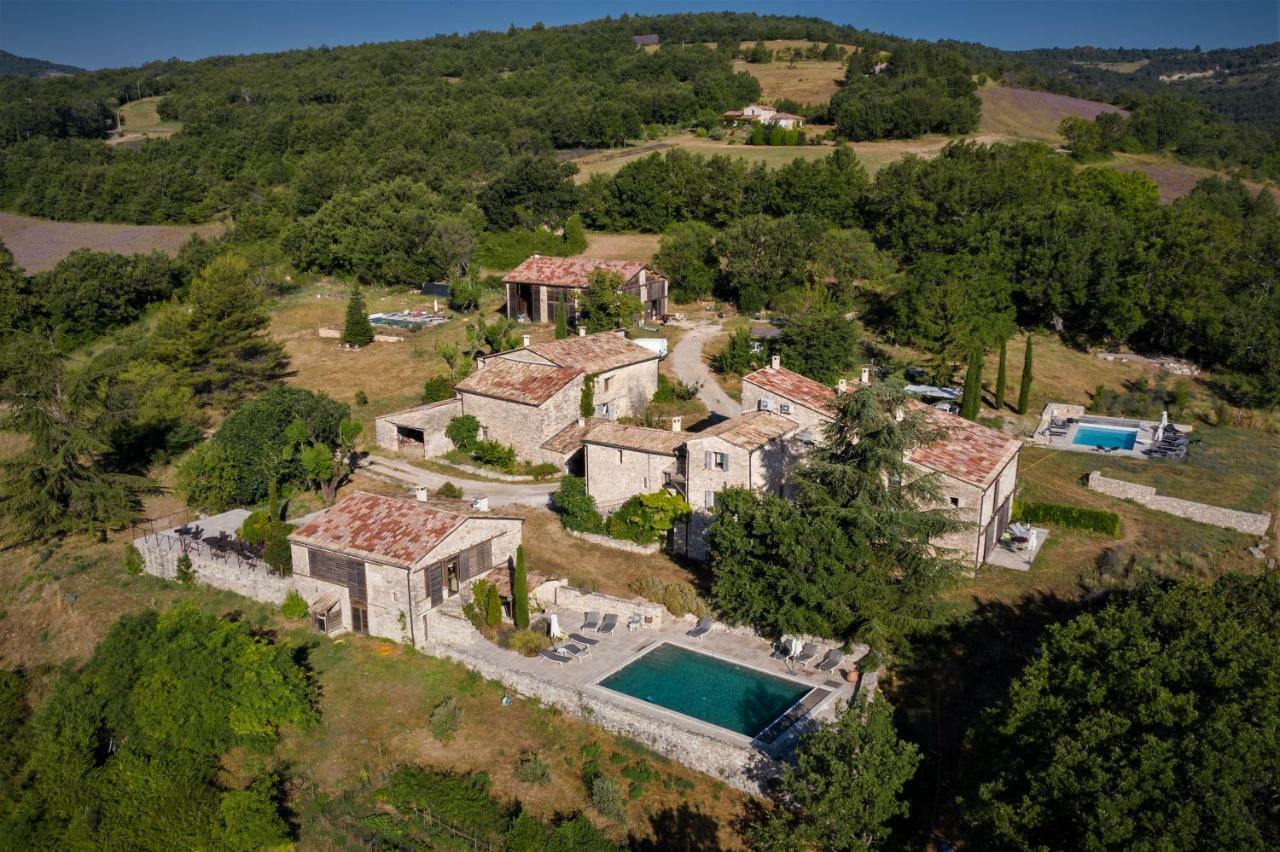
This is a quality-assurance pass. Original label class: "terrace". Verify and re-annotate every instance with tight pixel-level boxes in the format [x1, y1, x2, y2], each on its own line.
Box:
[1031, 403, 1193, 460]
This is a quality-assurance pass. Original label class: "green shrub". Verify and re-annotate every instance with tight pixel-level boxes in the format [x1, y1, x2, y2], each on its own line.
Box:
[378, 768, 507, 840]
[515, 753, 551, 785]
[354, 389, 368, 406]
[652, 374, 700, 403]
[508, 628, 549, 657]
[629, 575, 666, 603]
[281, 590, 309, 619]
[473, 440, 516, 470]
[122, 544, 144, 576]
[1014, 500, 1122, 537]
[430, 696, 463, 742]
[606, 491, 692, 545]
[175, 553, 195, 585]
[446, 415, 481, 452]
[661, 580, 709, 618]
[552, 475, 604, 533]
[470, 579, 502, 628]
[590, 775, 627, 821]
[621, 760, 659, 800]
[422, 375, 455, 403]
[477, 226, 582, 269]
[435, 481, 464, 499]
[262, 522, 297, 576]
[527, 462, 559, 480]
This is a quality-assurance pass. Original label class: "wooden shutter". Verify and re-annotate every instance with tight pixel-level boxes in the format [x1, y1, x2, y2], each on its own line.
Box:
[704, 451, 712, 469]
[458, 548, 470, 583]
[428, 563, 444, 608]
[723, 454, 730, 472]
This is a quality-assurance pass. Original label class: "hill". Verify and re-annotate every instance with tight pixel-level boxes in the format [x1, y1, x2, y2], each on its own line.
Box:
[0, 49, 81, 78]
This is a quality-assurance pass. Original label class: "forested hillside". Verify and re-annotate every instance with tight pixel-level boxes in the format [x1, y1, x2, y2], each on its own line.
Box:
[0, 50, 82, 78]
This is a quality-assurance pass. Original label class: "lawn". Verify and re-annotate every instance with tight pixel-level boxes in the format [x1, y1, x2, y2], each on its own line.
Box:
[582, 231, 661, 262]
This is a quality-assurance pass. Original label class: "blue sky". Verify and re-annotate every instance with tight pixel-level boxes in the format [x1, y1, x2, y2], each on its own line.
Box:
[2, 1, 1277, 70]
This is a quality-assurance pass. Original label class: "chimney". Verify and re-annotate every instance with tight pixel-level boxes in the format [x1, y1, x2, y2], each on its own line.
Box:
[470, 496, 490, 512]
[770, 355, 780, 370]
[576, 416, 585, 427]
[838, 379, 848, 393]
[414, 486, 429, 503]
[522, 334, 531, 348]
[670, 416, 682, 432]
[578, 327, 586, 337]
[860, 365, 871, 384]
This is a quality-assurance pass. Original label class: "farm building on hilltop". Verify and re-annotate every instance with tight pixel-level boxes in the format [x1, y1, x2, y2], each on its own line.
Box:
[722, 104, 805, 130]
[503, 255, 669, 324]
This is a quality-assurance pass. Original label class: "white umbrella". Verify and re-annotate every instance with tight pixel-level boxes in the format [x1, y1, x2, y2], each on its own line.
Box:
[1155, 410, 1168, 444]
[548, 613, 561, 640]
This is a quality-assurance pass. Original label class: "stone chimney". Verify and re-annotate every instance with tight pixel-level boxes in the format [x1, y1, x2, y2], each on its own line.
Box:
[770, 355, 781, 370]
[670, 416, 682, 432]
[576, 416, 585, 427]
[415, 486, 429, 503]
[860, 365, 871, 384]
[471, 496, 490, 512]
[578, 327, 586, 337]
[522, 334, 531, 348]
[838, 378, 848, 393]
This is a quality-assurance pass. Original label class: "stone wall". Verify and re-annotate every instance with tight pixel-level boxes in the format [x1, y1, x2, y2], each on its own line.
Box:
[564, 528, 661, 554]
[375, 398, 462, 457]
[584, 442, 675, 506]
[1087, 472, 1272, 536]
[533, 579, 666, 627]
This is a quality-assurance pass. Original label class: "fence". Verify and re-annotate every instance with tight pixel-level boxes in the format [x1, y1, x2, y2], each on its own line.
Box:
[136, 529, 268, 573]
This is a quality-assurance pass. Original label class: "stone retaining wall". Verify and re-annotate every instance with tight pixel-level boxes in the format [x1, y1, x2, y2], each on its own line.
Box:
[1087, 472, 1271, 536]
[533, 579, 666, 627]
[426, 641, 776, 793]
[564, 529, 661, 554]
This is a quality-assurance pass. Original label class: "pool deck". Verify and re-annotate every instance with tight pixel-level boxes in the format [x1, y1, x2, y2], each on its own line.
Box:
[1031, 403, 1191, 459]
[442, 600, 867, 752]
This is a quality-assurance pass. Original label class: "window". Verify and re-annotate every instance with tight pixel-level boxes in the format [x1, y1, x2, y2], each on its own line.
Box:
[713, 452, 729, 472]
[704, 491, 714, 509]
[949, 496, 961, 507]
[603, 376, 613, 393]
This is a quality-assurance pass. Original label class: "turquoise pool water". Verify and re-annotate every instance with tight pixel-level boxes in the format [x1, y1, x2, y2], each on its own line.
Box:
[599, 643, 811, 737]
[1073, 425, 1138, 450]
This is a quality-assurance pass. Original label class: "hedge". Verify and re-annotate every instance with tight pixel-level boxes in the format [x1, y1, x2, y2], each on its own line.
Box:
[1013, 500, 1121, 538]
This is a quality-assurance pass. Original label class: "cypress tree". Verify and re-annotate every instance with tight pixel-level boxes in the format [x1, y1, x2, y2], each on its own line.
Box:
[961, 348, 983, 420]
[554, 297, 568, 339]
[342, 285, 374, 347]
[512, 545, 529, 629]
[1017, 335, 1034, 415]
[485, 583, 502, 627]
[994, 338, 1008, 411]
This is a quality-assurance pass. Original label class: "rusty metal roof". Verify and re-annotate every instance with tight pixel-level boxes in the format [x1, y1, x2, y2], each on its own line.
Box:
[501, 255, 665, 288]
[455, 358, 580, 406]
[529, 331, 658, 372]
[290, 491, 467, 568]
[692, 410, 798, 450]
[582, 421, 686, 456]
[743, 367, 838, 416]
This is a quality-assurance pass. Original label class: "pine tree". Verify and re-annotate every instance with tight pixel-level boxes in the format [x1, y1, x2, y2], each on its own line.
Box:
[1017, 334, 1034, 415]
[342, 284, 374, 348]
[994, 338, 1008, 411]
[961, 348, 983, 420]
[554, 297, 568, 339]
[512, 545, 529, 629]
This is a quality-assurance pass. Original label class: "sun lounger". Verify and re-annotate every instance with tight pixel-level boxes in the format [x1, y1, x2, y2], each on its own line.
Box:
[538, 649, 571, 665]
[597, 613, 618, 635]
[816, 649, 844, 672]
[563, 643, 591, 660]
[770, 639, 792, 660]
[582, 611, 601, 632]
[686, 616, 713, 640]
[793, 642, 819, 666]
[569, 632, 598, 646]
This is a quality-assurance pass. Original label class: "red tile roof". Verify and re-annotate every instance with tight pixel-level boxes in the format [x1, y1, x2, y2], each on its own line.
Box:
[540, 417, 602, 455]
[291, 491, 466, 568]
[529, 331, 658, 372]
[502, 255, 665, 288]
[742, 367, 837, 416]
[692, 410, 798, 450]
[455, 359, 580, 406]
[582, 421, 687, 455]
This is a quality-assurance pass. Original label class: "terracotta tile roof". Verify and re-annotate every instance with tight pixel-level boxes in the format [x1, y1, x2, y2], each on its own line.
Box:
[540, 417, 603, 455]
[455, 359, 580, 406]
[582, 421, 686, 456]
[490, 568, 550, 598]
[693, 410, 798, 450]
[907, 402, 1021, 489]
[742, 367, 837, 416]
[528, 331, 658, 372]
[290, 491, 466, 568]
[501, 255, 665, 289]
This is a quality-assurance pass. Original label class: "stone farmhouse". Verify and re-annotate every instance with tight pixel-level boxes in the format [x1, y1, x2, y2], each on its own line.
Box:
[742, 360, 1022, 566]
[503, 255, 670, 324]
[722, 103, 806, 129]
[375, 330, 660, 469]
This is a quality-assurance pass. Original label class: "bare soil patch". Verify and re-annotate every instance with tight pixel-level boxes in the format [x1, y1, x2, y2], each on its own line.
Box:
[978, 85, 1128, 143]
[0, 211, 226, 274]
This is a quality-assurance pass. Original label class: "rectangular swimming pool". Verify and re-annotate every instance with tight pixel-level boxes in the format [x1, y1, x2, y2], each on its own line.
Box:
[598, 643, 812, 738]
[1073, 424, 1138, 450]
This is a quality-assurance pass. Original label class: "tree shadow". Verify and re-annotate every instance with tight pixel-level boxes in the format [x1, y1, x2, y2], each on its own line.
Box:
[885, 592, 1095, 847]
[631, 803, 723, 851]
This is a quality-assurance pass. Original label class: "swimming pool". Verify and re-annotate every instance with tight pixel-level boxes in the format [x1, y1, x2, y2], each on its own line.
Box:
[598, 643, 812, 737]
[1073, 424, 1138, 450]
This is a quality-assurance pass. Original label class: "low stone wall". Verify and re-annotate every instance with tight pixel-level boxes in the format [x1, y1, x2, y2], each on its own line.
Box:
[440, 460, 554, 483]
[427, 641, 776, 793]
[533, 579, 666, 627]
[423, 603, 482, 649]
[564, 529, 661, 554]
[1087, 471, 1272, 536]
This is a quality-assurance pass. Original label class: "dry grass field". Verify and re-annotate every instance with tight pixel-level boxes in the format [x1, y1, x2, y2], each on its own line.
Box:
[108, 95, 182, 147]
[0, 211, 226, 274]
[977, 85, 1128, 144]
[730, 43, 852, 104]
[582, 231, 662, 262]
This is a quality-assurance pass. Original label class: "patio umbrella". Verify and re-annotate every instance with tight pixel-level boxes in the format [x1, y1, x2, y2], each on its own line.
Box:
[547, 613, 561, 640]
[1155, 410, 1168, 444]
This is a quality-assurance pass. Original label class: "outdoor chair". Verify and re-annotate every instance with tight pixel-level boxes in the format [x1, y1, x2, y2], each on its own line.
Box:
[598, 613, 618, 635]
[563, 643, 591, 661]
[569, 632, 598, 646]
[770, 639, 792, 660]
[538, 649, 571, 665]
[793, 642, 819, 666]
[816, 649, 844, 673]
[627, 613, 643, 631]
[686, 616, 713, 640]
[582, 611, 601, 632]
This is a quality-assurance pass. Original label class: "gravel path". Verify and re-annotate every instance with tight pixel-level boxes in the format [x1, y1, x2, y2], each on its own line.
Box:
[669, 320, 738, 420]
[360, 456, 555, 508]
